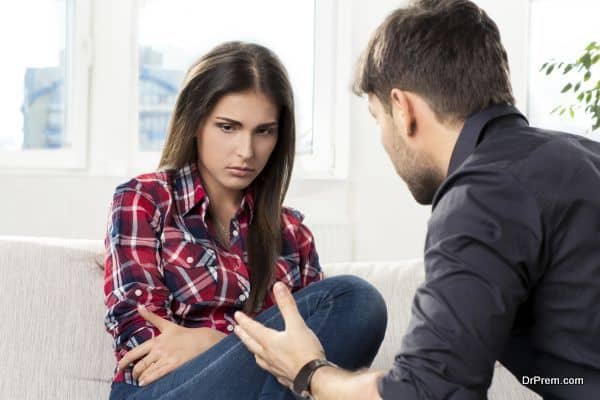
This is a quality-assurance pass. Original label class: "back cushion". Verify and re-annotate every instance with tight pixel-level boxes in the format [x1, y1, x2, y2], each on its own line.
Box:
[0, 238, 112, 400]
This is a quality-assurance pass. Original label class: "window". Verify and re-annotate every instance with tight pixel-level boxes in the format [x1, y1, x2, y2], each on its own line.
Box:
[528, 0, 600, 136]
[0, 0, 90, 169]
[133, 0, 348, 177]
[3, 0, 348, 177]
[137, 0, 314, 155]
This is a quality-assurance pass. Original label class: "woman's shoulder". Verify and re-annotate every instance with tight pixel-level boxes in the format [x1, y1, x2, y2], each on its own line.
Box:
[112, 169, 176, 206]
[281, 207, 317, 254]
[281, 207, 317, 239]
[281, 206, 305, 225]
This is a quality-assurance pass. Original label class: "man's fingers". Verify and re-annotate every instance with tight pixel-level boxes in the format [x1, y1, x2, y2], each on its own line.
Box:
[118, 340, 152, 370]
[137, 304, 168, 331]
[233, 311, 275, 344]
[233, 320, 266, 355]
[272, 282, 304, 330]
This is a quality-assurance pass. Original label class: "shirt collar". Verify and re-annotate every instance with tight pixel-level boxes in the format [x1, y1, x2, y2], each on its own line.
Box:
[173, 162, 255, 223]
[447, 104, 528, 175]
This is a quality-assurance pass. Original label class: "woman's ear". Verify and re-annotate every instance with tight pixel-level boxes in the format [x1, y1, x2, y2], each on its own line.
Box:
[390, 88, 416, 138]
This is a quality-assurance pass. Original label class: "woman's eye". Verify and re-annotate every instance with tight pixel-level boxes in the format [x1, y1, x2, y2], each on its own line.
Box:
[217, 124, 234, 133]
[257, 127, 276, 136]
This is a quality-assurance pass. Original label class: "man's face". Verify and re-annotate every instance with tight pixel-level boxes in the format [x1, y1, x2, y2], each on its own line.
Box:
[367, 94, 443, 205]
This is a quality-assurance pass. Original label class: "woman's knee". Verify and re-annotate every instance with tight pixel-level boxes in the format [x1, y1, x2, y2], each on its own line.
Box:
[322, 275, 388, 335]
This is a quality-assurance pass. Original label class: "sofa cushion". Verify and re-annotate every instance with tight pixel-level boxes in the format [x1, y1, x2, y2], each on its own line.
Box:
[323, 260, 425, 371]
[0, 237, 112, 400]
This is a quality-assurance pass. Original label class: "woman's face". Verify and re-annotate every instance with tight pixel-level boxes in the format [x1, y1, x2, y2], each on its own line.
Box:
[196, 90, 279, 197]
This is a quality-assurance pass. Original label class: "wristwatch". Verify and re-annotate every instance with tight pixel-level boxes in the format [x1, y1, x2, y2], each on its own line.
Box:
[292, 359, 338, 399]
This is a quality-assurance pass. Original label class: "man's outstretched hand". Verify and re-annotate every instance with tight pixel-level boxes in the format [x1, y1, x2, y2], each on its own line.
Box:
[234, 282, 326, 388]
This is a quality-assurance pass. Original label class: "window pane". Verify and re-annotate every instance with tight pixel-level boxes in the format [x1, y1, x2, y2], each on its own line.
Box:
[0, 0, 68, 151]
[528, 0, 599, 136]
[138, 0, 315, 153]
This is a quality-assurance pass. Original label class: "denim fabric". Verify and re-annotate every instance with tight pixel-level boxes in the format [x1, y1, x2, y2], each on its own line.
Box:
[109, 275, 387, 400]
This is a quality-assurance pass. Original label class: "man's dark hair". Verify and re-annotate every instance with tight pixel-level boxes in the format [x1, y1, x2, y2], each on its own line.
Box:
[353, 0, 514, 122]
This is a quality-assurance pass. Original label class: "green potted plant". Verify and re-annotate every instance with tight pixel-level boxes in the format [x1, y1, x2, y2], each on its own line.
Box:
[540, 41, 600, 131]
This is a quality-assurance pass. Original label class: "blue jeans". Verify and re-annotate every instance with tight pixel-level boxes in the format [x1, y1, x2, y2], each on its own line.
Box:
[109, 275, 387, 400]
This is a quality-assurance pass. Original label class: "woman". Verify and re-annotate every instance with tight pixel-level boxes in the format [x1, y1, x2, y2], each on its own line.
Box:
[104, 42, 387, 400]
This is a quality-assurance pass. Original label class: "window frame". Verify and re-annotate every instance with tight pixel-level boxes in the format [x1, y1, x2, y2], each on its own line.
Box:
[0, 0, 91, 170]
[130, 0, 350, 179]
[526, 0, 599, 135]
[1, 0, 349, 179]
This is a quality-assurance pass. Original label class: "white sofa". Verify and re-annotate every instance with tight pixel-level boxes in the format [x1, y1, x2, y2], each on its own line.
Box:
[0, 236, 540, 399]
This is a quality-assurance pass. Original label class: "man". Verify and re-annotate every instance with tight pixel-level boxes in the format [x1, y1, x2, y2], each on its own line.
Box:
[234, 0, 600, 399]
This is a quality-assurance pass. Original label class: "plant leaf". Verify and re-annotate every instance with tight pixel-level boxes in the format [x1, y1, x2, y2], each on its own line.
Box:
[551, 105, 562, 114]
[563, 64, 573, 74]
[580, 53, 592, 69]
[561, 83, 573, 93]
[584, 71, 592, 81]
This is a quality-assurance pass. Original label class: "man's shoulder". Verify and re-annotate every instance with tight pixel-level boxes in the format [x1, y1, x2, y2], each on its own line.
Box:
[474, 125, 599, 174]
[441, 126, 600, 204]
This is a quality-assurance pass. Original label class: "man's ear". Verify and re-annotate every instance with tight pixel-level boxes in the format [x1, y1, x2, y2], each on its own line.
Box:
[390, 88, 416, 138]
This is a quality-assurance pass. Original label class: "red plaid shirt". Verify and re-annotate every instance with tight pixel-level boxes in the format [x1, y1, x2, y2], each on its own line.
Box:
[103, 163, 323, 384]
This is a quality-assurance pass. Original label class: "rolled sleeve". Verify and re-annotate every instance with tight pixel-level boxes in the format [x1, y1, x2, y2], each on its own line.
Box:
[103, 186, 173, 381]
[296, 222, 324, 287]
[380, 170, 544, 399]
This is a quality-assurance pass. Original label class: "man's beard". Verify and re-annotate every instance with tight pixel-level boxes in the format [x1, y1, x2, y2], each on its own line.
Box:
[392, 125, 444, 205]
[404, 166, 442, 205]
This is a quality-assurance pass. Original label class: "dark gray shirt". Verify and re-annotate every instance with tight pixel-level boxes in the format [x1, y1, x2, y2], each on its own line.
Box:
[379, 105, 600, 399]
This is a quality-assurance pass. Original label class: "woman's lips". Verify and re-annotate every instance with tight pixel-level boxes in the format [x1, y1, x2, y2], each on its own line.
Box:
[226, 167, 255, 177]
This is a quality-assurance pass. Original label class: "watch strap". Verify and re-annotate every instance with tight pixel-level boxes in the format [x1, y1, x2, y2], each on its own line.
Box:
[292, 359, 337, 398]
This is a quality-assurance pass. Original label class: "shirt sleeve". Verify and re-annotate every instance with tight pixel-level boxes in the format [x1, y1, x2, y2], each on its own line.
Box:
[295, 222, 324, 287]
[379, 169, 545, 399]
[103, 185, 173, 379]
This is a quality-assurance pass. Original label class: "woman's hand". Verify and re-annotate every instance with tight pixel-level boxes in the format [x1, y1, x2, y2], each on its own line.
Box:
[118, 304, 227, 386]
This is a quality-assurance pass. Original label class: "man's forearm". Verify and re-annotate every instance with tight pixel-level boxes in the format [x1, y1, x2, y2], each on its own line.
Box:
[309, 366, 385, 400]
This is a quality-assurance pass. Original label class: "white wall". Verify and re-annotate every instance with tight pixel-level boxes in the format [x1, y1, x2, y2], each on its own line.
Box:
[0, 0, 530, 263]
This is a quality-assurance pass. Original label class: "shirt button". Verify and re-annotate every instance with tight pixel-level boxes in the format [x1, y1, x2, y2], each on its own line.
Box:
[232, 230, 239, 237]
[226, 324, 234, 332]
[134, 289, 142, 297]
[239, 293, 247, 301]
[186, 256, 193, 263]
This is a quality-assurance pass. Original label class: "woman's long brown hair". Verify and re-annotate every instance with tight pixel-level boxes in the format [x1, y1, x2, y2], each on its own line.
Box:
[159, 42, 295, 314]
